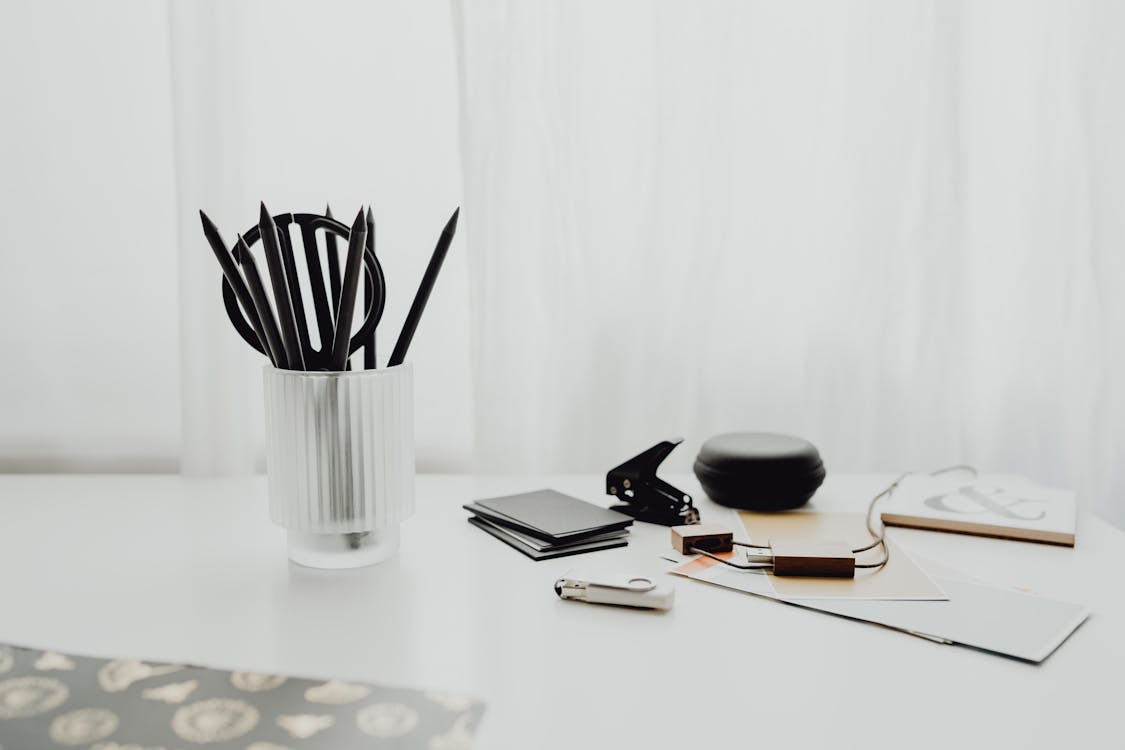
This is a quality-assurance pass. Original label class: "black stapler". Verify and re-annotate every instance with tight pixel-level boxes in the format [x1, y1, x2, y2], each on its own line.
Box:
[606, 438, 700, 526]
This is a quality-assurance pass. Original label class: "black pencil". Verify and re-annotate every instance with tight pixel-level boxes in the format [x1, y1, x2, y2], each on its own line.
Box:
[199, 211, 275, 365]
[300, 220, 333, 369]
[363, 206, 377, 369]
[235, 234, 289, 370]
[328, 210, 368, 371]
[324, 204, 343, 319]
[276, 215, 312, 365]
[259, 203, 306, 370]
[388, 207, 459, 367]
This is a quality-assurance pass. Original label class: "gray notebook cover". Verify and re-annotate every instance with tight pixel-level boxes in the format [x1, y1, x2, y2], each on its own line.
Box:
[470, 489, 633, 541]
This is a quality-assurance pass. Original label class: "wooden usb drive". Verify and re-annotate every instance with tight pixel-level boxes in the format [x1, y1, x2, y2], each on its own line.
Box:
[671, 524, 733, 554]
[768, 539, 855, 578]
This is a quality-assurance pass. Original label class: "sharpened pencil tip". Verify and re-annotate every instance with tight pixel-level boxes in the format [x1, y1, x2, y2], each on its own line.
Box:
[199, 211, 226, 246]
[352, 209, 366, 231]
[443, 207, 460, 234]
[366, 205, 374, 223]
[259, 202, 274, 226]
[232, 233, 251, 263]
[324, 204, 334, 218]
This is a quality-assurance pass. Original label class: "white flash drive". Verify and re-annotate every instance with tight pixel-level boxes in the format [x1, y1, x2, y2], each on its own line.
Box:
[554, 572, 675, 610]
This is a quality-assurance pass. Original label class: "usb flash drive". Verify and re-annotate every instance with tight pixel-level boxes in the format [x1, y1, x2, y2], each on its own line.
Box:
[555, 572, 675, 610]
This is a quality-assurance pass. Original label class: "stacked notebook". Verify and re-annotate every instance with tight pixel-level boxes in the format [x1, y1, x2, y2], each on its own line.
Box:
[464, 489, 634, 560]
[880, 474, 1077, 546]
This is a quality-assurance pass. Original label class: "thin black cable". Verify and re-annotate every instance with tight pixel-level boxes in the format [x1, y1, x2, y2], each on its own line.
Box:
[850, 464, 978, 570]
[690, 465, 977, 574]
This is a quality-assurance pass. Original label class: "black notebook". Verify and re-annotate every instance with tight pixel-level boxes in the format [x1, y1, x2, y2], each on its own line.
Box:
[467, 516, 628, 560]
[465, 489, 633, 543]
[470, 514, 630, 551]
[464, 489, 633, 560]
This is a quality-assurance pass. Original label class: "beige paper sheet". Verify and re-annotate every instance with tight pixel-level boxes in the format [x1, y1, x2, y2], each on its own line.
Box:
[738, 511, 946, 600]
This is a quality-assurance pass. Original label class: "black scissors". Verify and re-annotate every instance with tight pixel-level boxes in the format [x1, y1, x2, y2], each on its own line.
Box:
[221, 211, 386, 370]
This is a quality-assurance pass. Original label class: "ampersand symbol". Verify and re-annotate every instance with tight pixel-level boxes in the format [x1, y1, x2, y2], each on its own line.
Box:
[924, 485, 1046, 521]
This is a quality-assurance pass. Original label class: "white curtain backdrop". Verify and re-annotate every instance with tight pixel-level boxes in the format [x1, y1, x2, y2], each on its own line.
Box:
[167, 0, 472, 475]
[5, 1, 1123, 528]
[453, 0, 1125, 526]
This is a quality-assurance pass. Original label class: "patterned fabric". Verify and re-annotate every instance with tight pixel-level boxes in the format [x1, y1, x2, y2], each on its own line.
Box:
[0, 643, 484, 749]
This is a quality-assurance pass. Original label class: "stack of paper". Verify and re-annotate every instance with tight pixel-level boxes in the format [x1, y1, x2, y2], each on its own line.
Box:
[668, 509, 1088, 662]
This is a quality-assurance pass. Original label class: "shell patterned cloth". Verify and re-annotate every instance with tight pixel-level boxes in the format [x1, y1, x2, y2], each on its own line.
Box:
[0, 643, 485, 749]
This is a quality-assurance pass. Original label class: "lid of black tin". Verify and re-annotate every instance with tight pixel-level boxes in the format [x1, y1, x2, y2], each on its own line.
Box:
[696, 433, 822, 476]
[693, 432, 825, 511]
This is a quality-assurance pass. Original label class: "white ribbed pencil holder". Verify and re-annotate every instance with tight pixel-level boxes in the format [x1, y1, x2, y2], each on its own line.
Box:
[263, 363, 415, 569]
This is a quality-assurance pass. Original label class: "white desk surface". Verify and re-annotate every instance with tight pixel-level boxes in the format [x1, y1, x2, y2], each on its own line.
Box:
[0, 474, 1120, 749]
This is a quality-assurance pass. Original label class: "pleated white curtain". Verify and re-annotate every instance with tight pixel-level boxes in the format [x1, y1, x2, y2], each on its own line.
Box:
[168, 0, 470, 477]
[453, 0, 1125, 526]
